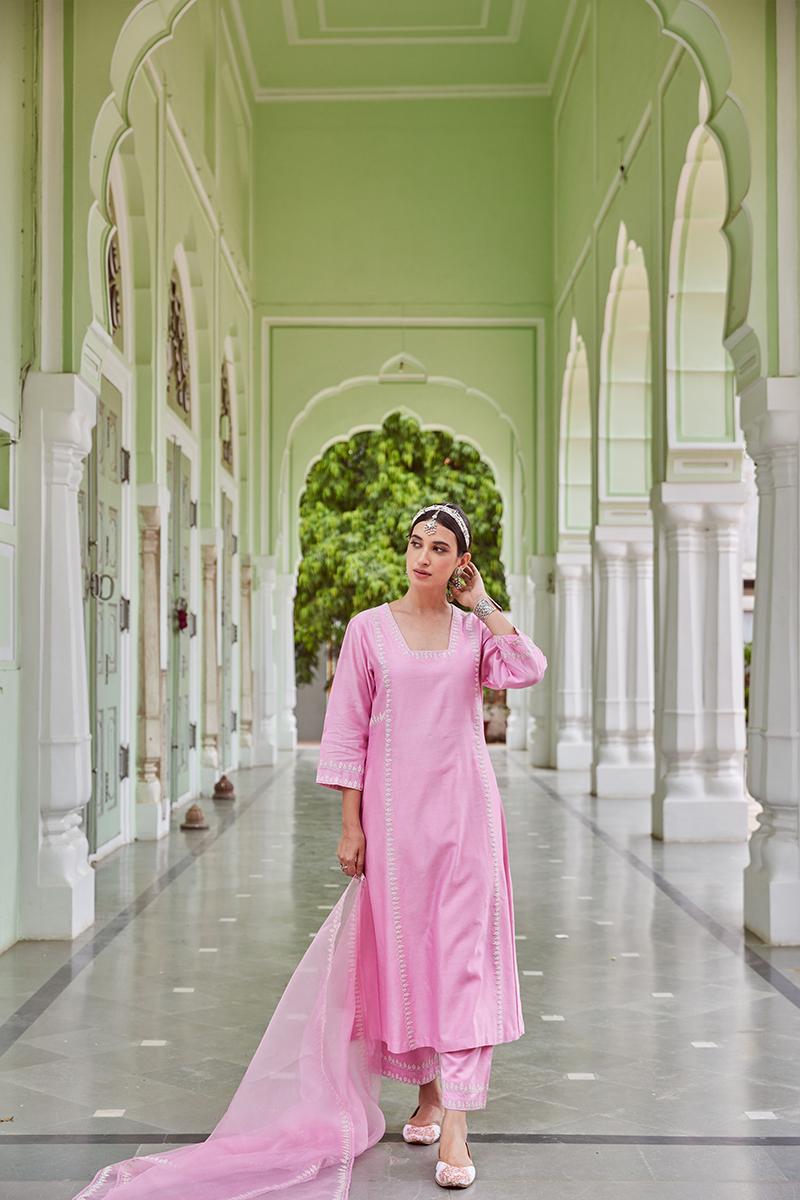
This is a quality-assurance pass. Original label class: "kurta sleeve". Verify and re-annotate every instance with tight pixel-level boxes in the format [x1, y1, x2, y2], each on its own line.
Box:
[478, 614, 548, 691]
[316, 615, 375, 791]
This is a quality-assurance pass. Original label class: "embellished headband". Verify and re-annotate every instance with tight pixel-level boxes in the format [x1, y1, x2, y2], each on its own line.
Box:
[411, 504, 471, 549]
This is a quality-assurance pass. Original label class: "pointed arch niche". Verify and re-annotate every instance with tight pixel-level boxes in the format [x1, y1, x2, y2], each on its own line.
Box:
[592, 227, 654, 797]
[554, 321, 592, 770]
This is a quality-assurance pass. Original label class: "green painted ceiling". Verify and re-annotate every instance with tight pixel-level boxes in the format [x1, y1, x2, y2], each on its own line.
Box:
[231, 0, 573, 97]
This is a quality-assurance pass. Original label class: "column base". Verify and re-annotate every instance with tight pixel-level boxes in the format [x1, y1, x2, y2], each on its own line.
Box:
[744, 865, 800, 945]
[652, 790, 749, 841]
[528, 721, 551, 767]
[276, 713, 297, 751]
[556, 740, 592, 770]
[135, 779, 170, 840]
[506, 712, 527, 751]
[593, 761, 654, 797]
[22, 869, 95, 940]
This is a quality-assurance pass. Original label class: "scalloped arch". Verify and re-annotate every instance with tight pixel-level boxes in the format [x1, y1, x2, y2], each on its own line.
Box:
[598, 224, 652, 510]
[278, 377, 526, 577]
[644, 0, 761, 387]
[559, 319, 592, 544]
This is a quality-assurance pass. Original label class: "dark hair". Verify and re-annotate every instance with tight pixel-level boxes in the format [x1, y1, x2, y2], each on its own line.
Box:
[406, 504, 471, 556]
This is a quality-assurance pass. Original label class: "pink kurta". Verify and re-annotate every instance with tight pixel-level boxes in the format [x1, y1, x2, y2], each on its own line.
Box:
[316, 601, 548, 1056]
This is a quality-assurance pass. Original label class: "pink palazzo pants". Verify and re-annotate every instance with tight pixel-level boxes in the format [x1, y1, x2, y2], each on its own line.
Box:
[380, 1043, 494, 1111]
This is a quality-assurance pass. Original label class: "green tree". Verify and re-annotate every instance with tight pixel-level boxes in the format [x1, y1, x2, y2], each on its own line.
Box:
[295, 411, 508, 686]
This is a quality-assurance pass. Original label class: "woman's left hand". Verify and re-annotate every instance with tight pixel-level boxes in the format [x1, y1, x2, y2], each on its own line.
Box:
[455, 561, 489, 610]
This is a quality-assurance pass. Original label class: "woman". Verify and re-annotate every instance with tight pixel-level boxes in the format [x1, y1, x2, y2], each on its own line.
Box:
[317, 502, 547, 1188]
[71, 502, 546, 1200]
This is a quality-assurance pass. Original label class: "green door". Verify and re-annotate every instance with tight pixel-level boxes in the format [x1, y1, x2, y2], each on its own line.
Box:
[79, 378, 125, 853]
[166, 439, 193, 806]
[220, 493, 235, 770]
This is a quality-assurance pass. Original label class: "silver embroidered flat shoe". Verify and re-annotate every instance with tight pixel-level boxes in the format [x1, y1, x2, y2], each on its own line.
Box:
[402, 1102, 443, 1144]
[435, 1139, 476, 1188]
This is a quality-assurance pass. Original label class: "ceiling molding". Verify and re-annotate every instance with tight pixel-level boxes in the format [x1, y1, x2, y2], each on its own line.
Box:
[229, 0, 576, 102]
[317, 0, 492, 35]
[281, 0, 527, 46]
[254, 82, 549, 102]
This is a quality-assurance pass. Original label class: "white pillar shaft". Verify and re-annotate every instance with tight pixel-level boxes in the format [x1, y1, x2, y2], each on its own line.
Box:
[652, 488, 748, 841]
[253, 556, 278, 766]
[526, 556, 553, 766]
[201, 541, 219, 785]
[136, 505, 169, 839]
[239, 563, 254, 765]
[20, 373, 96, 939]
[592, 531, 655, 796]
[594, 543, 628, 763]
[505, 573, 528, 750]
[630, 544, 655, 761]
[554, 557, 592, 769]
[742, 377, 800, 943]
[275, 572, 298, 751]
[706, 508, 747, 792]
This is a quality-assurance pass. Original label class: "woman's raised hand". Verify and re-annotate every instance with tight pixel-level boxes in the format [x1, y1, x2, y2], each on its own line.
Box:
[456, 561, 488, 610]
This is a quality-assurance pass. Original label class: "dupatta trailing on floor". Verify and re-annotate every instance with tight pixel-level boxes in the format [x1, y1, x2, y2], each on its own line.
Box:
[73, 875, 386, 1200]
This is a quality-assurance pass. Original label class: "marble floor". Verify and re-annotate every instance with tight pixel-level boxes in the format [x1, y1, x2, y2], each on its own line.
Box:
[2, 749, 800, 1198]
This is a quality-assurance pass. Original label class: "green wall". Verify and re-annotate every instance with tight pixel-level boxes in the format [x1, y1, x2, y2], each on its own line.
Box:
[0, 0, 33, 952]
[253, 97, 553, 559]
[254, 98, 552, 310]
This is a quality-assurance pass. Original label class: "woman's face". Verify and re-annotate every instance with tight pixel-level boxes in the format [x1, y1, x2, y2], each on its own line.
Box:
[406, 519, 468, 590]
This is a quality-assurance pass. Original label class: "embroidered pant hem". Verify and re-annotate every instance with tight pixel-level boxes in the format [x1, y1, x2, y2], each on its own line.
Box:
[379, 1042, 493, 1110]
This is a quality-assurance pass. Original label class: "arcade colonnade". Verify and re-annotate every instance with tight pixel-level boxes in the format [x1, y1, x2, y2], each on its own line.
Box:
[1, 0, 800, 954]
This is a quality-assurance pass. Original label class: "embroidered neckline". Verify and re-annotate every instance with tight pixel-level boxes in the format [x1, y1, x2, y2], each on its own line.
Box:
[383, 601, 460, 658]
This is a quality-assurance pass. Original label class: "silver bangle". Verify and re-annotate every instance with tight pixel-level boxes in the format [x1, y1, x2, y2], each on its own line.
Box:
[473, 595, 501, 624]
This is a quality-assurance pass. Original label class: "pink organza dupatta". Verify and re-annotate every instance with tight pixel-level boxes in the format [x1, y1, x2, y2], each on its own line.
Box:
[73, 876, 386, 1200]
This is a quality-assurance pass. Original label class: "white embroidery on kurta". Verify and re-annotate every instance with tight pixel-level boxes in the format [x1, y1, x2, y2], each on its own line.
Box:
[468, 616, 505, 1043]
[369, 709, 386, 726]
[380, 1047, 439, 1083]
[495, 635, 536, 664]
[370, 609, 417, 1049]
[384, 601, 459, 658]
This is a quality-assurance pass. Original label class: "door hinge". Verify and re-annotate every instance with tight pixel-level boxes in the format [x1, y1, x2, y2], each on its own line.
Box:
[232, 622, 238, 644]
[120, 447, 131, 484]
[232, 533, 238, 556]
[189, 500, 198, 528]
[189, 722, 197, 750]
[120, 596, 130, 633]
[231, 711, 238, 733]
[189, 610, 197, 638]
[119, 743, 130, 782]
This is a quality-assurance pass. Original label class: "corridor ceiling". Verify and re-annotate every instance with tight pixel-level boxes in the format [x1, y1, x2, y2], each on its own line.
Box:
[232, 0, 574, 98]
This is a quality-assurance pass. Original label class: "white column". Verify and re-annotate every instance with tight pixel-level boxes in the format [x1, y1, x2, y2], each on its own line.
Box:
[504, 572, 528, 750]
[652, 485, 748, 840]
[239, 562, 254, 767]
[629, 537, 655, 781]
[554, 553, 592, 769]
[592, 536, 628, 793]
[526, 555, 553, 766]
[591, 528, 654, 796]
[275, 572, 298, 751]
[253, 555, 278, 766]
[705, 503, 748, 801]
[742, 377, 800, 942]
[200, 536, 221, 793]
[136, 501, 169, 839]
[19, 373, 96, 938]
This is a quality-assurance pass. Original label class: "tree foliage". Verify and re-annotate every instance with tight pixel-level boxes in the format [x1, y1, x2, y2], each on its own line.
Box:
[295, 411, 508, 687]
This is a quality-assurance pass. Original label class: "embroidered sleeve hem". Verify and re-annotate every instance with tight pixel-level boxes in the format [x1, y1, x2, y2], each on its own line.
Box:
[316, 761, 366, 791]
